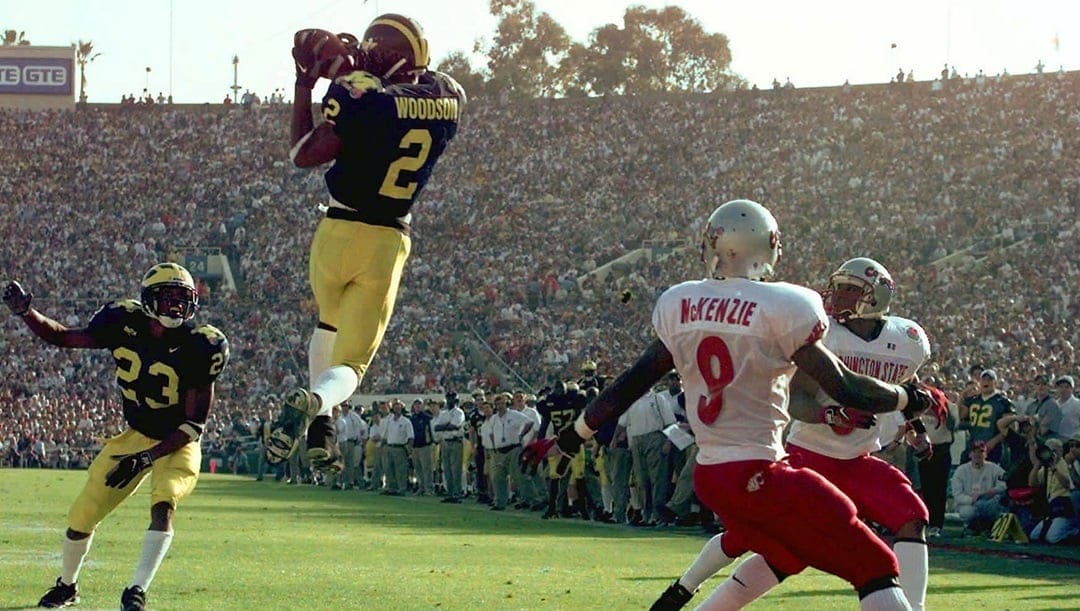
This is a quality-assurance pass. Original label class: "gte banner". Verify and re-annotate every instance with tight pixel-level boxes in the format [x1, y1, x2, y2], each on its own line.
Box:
[0, 58, 74, 95]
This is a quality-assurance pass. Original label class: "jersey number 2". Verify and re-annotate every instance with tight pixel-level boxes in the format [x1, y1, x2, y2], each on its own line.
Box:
[379, 128, 432, 200]
[695, 336, 734, 425]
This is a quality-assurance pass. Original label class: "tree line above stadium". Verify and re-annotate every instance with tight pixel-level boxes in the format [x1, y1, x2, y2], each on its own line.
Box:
[435, 0, 744, 99]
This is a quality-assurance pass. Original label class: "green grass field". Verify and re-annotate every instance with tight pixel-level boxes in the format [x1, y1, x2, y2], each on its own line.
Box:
[1, 470, 1077, 610]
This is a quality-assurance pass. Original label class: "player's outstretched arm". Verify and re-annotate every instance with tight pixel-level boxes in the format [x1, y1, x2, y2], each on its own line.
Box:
[581, 339, 674, 434]
[3, 281, 100, 349]
[520, 339, 673, 476]
[788, 369, 877, 429]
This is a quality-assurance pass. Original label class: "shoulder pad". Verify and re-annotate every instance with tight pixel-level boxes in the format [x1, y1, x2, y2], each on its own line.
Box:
[427, 71, 467, 103]
[90, 299, 143, 324]
[191, 324, 228, 347]
[334, 70, 384, 96]
[110, 299, 144, 314]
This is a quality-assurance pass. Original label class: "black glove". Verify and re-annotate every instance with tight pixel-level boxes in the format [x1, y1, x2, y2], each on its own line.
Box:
[900, 383, 938, 421]
[519, 425, 586, 478]
[3, 281, 32, 316]
[910, 430, 933, 461]
[818, 406, 877, 430]
[105, 451, 154, 488]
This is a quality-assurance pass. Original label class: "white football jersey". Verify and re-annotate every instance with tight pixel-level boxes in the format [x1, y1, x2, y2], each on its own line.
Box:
[786, 315, 931, 459]
[652, 278, 828, 465]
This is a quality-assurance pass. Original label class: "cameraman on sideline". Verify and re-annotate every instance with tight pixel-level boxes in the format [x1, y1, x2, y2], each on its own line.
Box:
[1027, 438, 1079, 543]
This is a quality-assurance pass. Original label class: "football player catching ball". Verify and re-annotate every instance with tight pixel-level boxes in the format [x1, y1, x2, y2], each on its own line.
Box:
[266, 13, 466, 474]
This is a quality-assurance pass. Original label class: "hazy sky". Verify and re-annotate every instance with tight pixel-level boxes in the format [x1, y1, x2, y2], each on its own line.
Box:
[3, 0, 1077, 102]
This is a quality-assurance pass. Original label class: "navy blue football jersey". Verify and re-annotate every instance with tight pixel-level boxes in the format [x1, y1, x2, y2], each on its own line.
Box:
[320, 70, 464, 225]
[88, 300, 230, 440]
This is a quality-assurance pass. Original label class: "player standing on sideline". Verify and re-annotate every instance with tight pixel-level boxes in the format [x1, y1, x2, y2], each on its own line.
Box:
[522, 200, 944, 611]
[265, 13, 466, 472]
[652, 258, 936, 611]
[4, 263, 229, 611]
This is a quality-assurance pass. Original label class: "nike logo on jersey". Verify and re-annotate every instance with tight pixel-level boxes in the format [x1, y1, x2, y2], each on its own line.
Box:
[168, 346, 180, 353]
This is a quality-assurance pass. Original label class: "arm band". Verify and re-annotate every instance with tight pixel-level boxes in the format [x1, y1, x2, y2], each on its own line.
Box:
[894, 385, 908, 412]
[288, 129, 315, 164]
[573, 413, 595, 441]
[178, 420, 205, 442]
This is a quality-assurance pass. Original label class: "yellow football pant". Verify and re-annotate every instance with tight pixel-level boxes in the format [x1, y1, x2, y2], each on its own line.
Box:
[68, 429, 200, 533]
[309, 217, 411, 377]
[548, 450, 586, 479]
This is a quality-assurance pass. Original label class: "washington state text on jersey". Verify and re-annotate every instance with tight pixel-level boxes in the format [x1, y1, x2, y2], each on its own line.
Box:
[837, 355, 912, 384]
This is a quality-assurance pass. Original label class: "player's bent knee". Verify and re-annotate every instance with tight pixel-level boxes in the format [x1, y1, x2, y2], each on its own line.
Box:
[65, 528, 92, 540]
[895, 518, 927, 540]
[764, 559, 790, 583]
[857, 575, 901, 599]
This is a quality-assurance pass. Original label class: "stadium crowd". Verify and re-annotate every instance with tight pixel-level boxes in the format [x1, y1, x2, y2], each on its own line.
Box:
[2, 69, 1079, 540]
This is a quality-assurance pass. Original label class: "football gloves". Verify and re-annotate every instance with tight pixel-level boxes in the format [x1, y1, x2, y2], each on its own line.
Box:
[3, 281, 32, 316]
[900, 383, 948, 426]
[819, 406, 876, 430]
[520, 425, 586, 478]
[904, 419, 933, 462]
[105, 451, 154, 488]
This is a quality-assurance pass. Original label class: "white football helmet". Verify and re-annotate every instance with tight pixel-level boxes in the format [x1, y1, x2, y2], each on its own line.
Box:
[824, 257, 894, 322]
[700, 199, 782, 280]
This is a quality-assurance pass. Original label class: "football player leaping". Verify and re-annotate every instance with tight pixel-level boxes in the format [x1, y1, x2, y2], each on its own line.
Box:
[521, 200, 946, 611]
[4, 263, 229, 611]
[266, 13, 466, 473]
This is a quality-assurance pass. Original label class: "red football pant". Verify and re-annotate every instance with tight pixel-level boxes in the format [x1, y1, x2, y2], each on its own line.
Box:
[694, 459, 899, 590]
[787, 444, 928, 533]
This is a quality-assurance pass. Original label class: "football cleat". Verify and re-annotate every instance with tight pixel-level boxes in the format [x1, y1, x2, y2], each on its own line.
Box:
[121, 585, 147, 611]
[265, 388, 320, 465]
[37, 577, 78, 608]
[649, 580, 696, 611]
[306, 414, 342, 474]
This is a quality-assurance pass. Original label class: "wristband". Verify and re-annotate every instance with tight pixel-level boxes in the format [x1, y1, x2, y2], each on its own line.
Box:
[573, 413, 595, 441]
[894, 385, 908, 412]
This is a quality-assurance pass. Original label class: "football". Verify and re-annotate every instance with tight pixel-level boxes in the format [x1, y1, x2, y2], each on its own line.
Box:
[292, 28, 354, 80]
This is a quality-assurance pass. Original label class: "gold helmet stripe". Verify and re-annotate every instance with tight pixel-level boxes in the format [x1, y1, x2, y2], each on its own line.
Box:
[371, 17, 429, 69]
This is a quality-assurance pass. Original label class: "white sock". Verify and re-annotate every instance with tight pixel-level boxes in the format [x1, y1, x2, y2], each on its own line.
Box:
[696, 554, 778, 611]
[308, 328, 336, 385]
[61, 533, 94, 585]
[131, 530, 174, 591]
[311, 365, 359, 417]
[894, 541, 928, 611]
[859, 586, 912, 611]
[680, 534, 736, 592]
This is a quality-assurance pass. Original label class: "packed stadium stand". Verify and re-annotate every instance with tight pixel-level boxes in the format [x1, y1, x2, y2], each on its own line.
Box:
[2, 70, 1078, 468]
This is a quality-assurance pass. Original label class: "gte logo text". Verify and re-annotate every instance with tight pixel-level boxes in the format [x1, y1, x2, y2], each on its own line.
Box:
[0, 65, 68, 86]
